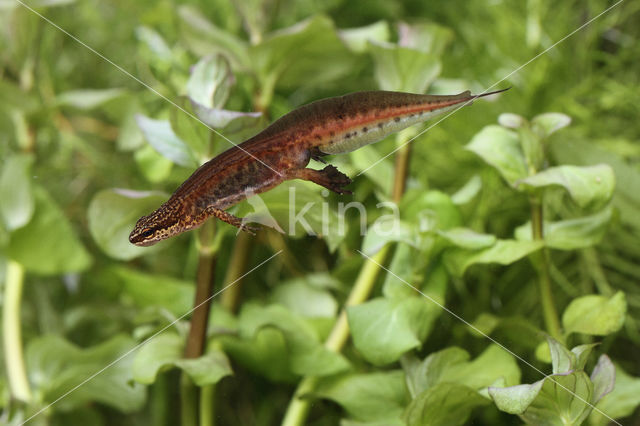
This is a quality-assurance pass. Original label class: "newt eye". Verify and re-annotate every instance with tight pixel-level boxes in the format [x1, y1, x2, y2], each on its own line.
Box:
[141, 229, 154, 238]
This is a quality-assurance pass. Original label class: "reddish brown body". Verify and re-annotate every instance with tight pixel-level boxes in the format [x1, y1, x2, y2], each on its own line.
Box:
[130, 89, 507, 245]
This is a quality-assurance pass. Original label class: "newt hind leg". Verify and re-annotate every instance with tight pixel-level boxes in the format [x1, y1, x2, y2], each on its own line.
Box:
[288, 165, 352, 194]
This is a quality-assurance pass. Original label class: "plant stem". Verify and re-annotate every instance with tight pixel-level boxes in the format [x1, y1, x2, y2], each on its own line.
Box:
[282, 141, 411, 426]
[182, 221, 217, 426]
[530, 195, 562, 341]
[150, 373, 170, 426]
[220, 232, 253, 313]
[180, 373, 198, 426]
[392, 144, 411, 201]
[2, 260, 31, 403]
[185, 221, 217, 358]
[281, 245, 391, 426]
[581, 248, 613, 296]
[200, 384, 215, 426]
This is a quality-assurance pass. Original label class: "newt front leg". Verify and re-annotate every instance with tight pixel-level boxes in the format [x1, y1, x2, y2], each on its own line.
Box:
[204, 206, 258, 234]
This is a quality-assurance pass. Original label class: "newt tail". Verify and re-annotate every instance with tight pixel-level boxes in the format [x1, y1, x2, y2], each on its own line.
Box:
[130, 88, 508, 246]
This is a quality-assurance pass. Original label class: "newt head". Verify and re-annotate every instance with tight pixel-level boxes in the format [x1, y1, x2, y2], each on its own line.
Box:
[129, 204, 184, 247]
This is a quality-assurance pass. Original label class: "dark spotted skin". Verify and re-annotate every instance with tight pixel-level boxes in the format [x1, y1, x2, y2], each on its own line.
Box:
[130, 89, 508, 246]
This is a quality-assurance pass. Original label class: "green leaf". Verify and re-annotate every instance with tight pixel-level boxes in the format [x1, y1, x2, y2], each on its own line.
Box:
[572, 344, 599, 371]
[350, 144, 394, 195]
[539, 339, 599, 373]
[550, 139, 640, 230]
[443, 239, 543, 277]
[174, 349, 233, 386]
[447, 345, 521, 389]
[369, 41, 441, 93]
[134, 144, 173, 183]
[403, 383, 489, 426]
[56, 88, 126, 110]
[517, 164, 615, 210]
[339, 21, 390, 53]
[402, 345, 520, 399]
[135, 26, 172, 63]
[229, 304, 349, 377]
[397, 22, 454, 56]
[514, 206, 613, 250]
[348, 297, 440, 365]
[498, 113, 527, 129]
[8, 186, 91, 274]
[547, 337, 575, 374]
[222, 327, 295, 382]
[0, 153, 34, 230]
[250, 16, 356, 92]
[186, 54, 233, 109]
[531, 113, 571, 139]
[491, 372, 594, 425]
[401, 190, 462, 231]
[169, 97, 209, 163]
[133, 334, 232, 386]
[177, 5, 250, 70]
[361, 217, 417, 256]
[87, 189, 168, 260]
[112, 267, 194, 316]
[589, 364, 640, 426]
[132, 333, 183, 384]
[590, 355, 615, 404]
[232, 0, 270, 44]
[190, 100, 264, 143]
[136, 114, 196, 167]
[562, 291, 626, 336]
[438, 227, 497, 250]
[382, 243, 443, 300]
[117, 105, 145, 153]
[314, 371, 409, 423]
[467, 125, 528, 186]
[451, 175, 482, 205]
[489, 380, 544, 415]
[401, 348, 469, 397]
[27, 334, 145, 412]
[271, 278, 337, 318]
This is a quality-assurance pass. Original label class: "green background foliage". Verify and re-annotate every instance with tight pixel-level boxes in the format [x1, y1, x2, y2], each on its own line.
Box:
[1, 0, 639, 425]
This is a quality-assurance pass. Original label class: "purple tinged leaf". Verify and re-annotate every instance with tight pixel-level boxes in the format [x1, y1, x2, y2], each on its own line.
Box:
[571, 343, 599, 371]
[190, 99, 263, 131]
[186, 55, 233, 109]
[489, 380, 544, 414]
[591, 354, 615, 404]
[547, 336, 575, 374]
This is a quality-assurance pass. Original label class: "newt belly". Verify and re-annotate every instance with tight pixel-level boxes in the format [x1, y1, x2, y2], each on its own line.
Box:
[129, 88, 507, 246]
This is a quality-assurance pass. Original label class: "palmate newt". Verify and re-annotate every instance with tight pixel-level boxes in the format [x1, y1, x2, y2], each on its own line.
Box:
[129, 89, 507, 246]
